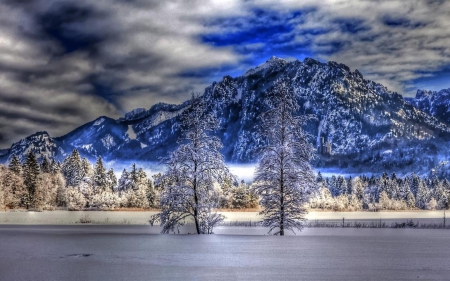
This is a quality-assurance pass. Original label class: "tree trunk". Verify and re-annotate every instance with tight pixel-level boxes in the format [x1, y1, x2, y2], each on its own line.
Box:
[193, 163, 201, 234]
[280, 167, 284, 236]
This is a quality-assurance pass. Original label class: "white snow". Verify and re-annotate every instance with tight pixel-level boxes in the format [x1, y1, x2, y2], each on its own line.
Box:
[81, 144, 92, 151]
[94, 118, 105, 126]
[101, 134, 116, 150]
[127, 125, 136, 140]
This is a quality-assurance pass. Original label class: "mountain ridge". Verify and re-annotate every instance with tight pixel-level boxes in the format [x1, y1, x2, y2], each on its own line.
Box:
[1, 56, 450, 174]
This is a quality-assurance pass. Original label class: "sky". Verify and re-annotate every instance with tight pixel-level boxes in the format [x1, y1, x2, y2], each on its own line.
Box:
[1, 0, 450, 148]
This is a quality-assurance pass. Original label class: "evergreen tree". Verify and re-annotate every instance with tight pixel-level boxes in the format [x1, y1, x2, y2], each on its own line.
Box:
[107, 168, 117, 192]
[130, 163, 139, 189]
[410, 173, 421, 197]
[145, 179, 157, 208]
[82, 158, 93, 177]
[50, 160, 60, 174]
[118, 169, 132, 191]
[2, 169, 26, 208]
[253, 80, 315, 235]
[61, 149, 85, 187]
[40, 158, 52, 174]
[329, 176, 337, 196]
[336, 176, 347, 196]
[347, 176, 353, 195]
[316, 172, 324, 183]
[8, 155, 22, 175]
[406, 191, 416, 209]
[352, 177, 365, 201]
[23, 153, 40, 209]
[93, 157, 108, 194]
[416, 180, 429, 209]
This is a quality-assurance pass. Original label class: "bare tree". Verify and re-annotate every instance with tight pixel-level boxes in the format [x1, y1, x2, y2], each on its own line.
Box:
[253, 80, 316, 235]
[151, 94, 232, 234]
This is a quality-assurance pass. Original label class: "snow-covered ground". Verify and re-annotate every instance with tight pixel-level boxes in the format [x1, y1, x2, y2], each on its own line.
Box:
[0, 225, 449, 281]
[0, 210, 446, 225]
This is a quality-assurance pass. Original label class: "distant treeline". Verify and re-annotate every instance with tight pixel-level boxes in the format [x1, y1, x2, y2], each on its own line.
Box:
[310, 172, 449, 211]
[1, 150, 448, 212]
[0, 150, 257, 211]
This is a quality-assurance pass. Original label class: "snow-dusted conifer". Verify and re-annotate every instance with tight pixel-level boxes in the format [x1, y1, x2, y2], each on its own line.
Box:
[0, 165, 6, 211]
[8, 155, 22, 175]
[40, 157, 51, 174]
[253, 80, 315, 235]
[118, 169, 132, 191]
[230, 182, 258, 209]
[107, 168, 117, 192]
[352, 177, 365, 201]
[406, 191, 416, 209]
[416, 180, 429, 209]
[62, 149, 85, 187]
[2, 169, 26, 208]
[82, 157, 93, 178]
[23, 153, 40, 209]
[93, 157, 108, 194]
[130, 163, 138, 189]
[50, 159, 60, 174]
[151, 94, 232, 234]
[145, 179, 157, 208]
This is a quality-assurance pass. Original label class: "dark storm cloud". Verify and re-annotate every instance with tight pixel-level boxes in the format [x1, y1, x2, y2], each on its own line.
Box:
[0, 0, 242, 147]
[1, 0, 450, 148]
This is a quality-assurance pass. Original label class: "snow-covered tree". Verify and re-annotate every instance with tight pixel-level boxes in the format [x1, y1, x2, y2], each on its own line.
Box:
[8, 155, 22, 175]
[335, 176, 347, 196]
[40, 158, 52, 174]
[352, 177, 365, 201]
[23, 153, 40, 209]
[65, 186, 87, 211]
[82, 157, 94, 178]
[92, 191, 121, 210]
[151, 94, 232, 234]
[50, 159, 60, 174]
[253, 80, 316, 235]
[118, 169, 132, 191]
[93, 157, 108, 194]
[230, 182, 258, 209]
[145, 179, 157, 208]
[406, 191, 416, 209]
[0, 165, 6, 211]
[62, 149, 85, 187]
[107, 168, 117, 192]
[34, 173, 60, 210]
[2, 169, 26, 208]
[426, 198, 437, 210]
[416, 180, 429, 209]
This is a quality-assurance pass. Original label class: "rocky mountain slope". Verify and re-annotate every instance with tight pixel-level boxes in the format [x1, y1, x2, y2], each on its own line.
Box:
[2, 57, 450, 173]
[405, 88, 450, 124]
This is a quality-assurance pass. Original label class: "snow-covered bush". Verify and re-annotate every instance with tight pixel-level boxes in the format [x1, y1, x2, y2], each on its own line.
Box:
[91, 192, 121, 210]
[426, 198, 437, 210]
[230, 183, 258, 209]
[65, 186, 87, 211]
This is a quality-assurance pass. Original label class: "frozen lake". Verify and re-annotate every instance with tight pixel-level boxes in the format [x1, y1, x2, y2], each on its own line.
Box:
[0, 225, 449, 281]
[0, 210, 447, 225]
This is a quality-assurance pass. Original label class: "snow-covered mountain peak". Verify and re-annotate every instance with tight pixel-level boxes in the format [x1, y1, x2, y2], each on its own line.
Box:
[406, 88, 450, 124]
[244, 56, 289, 77]
[124, 108, 147, 121]
[2, 57, 450, 174]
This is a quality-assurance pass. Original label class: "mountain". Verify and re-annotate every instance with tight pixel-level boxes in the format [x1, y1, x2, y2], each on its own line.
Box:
[405, 88, 450, 124]
[1, 56, 450, 173]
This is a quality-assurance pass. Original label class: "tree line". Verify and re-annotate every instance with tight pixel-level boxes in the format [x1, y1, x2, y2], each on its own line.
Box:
[311, 172, 450, 211]
[0, 151, 157, 211]
[0, 150, 261, 212]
